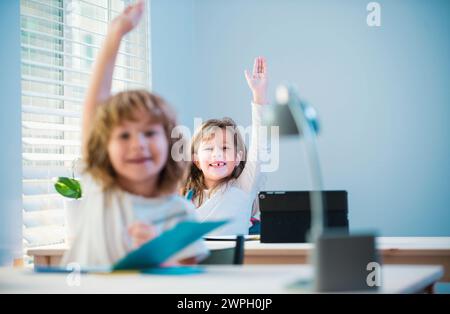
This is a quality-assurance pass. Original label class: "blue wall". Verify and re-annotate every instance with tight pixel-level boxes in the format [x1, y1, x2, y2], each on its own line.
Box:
[151, 0, 197, 127]
[0, 1, 23, 264]
[152, 0, 450, 236]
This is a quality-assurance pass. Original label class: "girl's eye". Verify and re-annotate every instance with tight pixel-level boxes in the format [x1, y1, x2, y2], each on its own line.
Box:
[223, 146, 230, 150]
[144, 130, 156, 137]
[203, 147, 213, 151]
[119, 132, 130, 140]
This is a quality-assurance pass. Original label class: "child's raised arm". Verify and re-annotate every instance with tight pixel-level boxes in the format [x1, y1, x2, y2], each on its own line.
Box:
[82, 0, 145, 154]
[237, 57, 270, 193]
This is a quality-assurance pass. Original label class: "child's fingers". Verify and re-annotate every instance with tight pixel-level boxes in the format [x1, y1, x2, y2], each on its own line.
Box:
[133, 0, 145, 15]
[124, 0, 142, 16]
[248, 56, 268, 82]
[132, 228, 154, 239]
[161, 261, 180, 267]
[128, 222, 155, 237]
[244, 70, 251, 84]
[128, 222, 146, 232]
[129, 223, 156, 247]
[260, 57, 267, 75]
[135, 0, 145, 7]
[125, 0, 145, 24]
[124, 5, 133, 15]
[252, 57, 259, 76]
[130, 0, 145, 11]
[133, 237, 148, 248]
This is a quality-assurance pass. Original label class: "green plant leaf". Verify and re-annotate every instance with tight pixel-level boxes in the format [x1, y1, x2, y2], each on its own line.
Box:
[54, 177, 82, 199]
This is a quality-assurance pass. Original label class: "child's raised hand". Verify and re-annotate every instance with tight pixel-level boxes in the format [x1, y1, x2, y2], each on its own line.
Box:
[245, 56, 268, 105]
[110, 0, 145, 37]
[128, 221, 156, 249]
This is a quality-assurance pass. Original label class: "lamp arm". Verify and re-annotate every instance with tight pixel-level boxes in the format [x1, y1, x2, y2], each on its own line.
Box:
[288, 95, 325, 241]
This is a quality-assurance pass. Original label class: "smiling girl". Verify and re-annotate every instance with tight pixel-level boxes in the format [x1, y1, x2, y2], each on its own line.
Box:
[182, 57, 269, 235]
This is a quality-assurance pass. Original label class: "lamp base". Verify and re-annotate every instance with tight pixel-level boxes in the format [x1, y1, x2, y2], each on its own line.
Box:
[313, 233, 380, 292]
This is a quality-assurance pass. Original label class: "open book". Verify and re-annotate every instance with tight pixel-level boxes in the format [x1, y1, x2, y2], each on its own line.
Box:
[35, 220, 227, 274]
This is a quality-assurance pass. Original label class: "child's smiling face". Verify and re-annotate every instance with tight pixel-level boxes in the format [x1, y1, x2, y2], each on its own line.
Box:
[107, 110, 168, 189]
[195, 128, 242, 189]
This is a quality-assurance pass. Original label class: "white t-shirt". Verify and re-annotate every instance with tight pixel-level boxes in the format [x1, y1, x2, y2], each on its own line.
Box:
[127, 193, 209, 263]
[62, 174, 208, 267]
[195, 185, 254, 235]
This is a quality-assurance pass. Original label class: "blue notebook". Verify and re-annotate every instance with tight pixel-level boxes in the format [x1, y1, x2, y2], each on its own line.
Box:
[113, 220, 226, 271]
[35, 220, 227, 274]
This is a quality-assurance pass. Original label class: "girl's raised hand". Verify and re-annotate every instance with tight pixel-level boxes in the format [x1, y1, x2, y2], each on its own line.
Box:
[245, 56, 268, 105]
[110, 0, 145, 37]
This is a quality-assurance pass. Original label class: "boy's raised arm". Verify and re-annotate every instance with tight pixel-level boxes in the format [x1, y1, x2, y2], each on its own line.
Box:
[82, 0, 145, 154]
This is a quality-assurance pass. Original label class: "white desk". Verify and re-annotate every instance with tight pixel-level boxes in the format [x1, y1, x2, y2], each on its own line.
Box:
[27, 237, 450, 281]
[0, 265, 443, 294]
[242, 237, 450, 282]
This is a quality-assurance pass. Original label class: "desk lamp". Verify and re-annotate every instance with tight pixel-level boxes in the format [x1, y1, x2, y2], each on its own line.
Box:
[263, 84, 379, 292]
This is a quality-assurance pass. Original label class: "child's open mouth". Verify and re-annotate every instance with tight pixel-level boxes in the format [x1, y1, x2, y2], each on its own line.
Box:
[209, 162, 227, 168]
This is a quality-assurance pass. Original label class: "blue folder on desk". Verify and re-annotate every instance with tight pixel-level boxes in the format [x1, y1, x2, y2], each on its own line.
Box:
[35, 220, 227, 274]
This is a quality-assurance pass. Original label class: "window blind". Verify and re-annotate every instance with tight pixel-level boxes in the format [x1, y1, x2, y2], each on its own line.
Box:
[20, 0, 150, 250]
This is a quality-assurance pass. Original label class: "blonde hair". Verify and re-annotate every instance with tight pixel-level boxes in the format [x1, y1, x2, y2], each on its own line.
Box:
[85, 90, 186, 195]
[182, 117, 247, 206]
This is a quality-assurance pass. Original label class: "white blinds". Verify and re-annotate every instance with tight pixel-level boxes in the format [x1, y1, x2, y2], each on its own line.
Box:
[20, 0, 150, 249]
